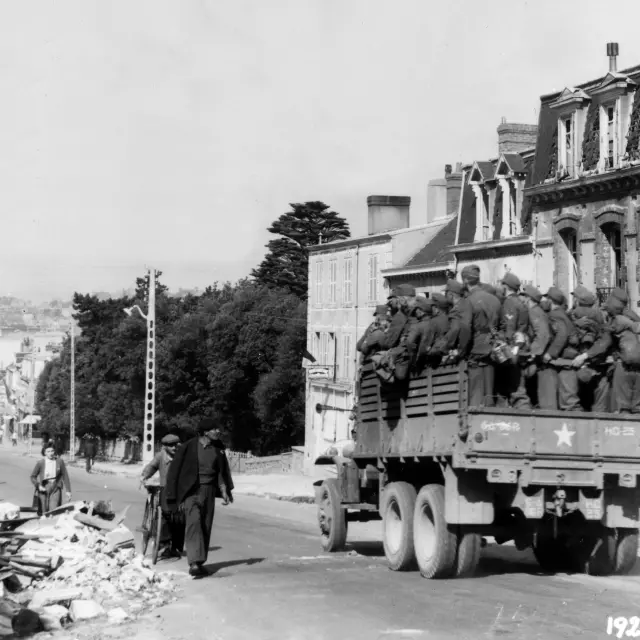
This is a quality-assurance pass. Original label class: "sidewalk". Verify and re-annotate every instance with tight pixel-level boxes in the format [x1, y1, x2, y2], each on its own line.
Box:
[12, 448, 318, 504]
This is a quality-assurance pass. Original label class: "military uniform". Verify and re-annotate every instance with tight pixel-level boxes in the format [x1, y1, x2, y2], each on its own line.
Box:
[521, 285, 552, 409]
[611, 287, 640, 322]
[496, 272, 531, 410]
[570, 286, 608, 412]
[445, 280, 471, 353]
[420, 293, 450, 364]
[459, 265, 501, 407]
[357, 305, 388, 360]
[544, 287, 580, 411]
[379, 284, 415, 351]
[405, 297, 434, 367]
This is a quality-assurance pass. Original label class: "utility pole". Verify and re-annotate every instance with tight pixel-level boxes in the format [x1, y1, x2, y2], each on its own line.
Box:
[143, 268, 156, 464]
[70, 322, 75, 461]
[28, 343, 36, 457]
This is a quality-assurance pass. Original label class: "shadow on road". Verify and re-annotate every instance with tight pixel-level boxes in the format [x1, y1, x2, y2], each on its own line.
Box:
[203, 557, 265, 576]
[347, 541, 384, 557]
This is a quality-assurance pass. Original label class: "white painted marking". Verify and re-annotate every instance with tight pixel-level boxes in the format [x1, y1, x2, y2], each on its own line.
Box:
[554, 423, 575, 447]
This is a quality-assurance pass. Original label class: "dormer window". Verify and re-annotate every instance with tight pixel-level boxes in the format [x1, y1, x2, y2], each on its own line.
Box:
[550, 88, 591, 179]
[605, 104, 616, 168]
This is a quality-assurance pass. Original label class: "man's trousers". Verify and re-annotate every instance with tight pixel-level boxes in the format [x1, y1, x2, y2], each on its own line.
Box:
[182, 484, 216, 566]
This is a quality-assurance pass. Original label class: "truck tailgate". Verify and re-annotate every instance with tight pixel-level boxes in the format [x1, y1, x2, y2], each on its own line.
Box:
[464, 409, 640, 461]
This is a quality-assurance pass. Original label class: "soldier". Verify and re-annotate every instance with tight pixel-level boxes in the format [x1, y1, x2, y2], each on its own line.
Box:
[496, 272, 530, 409]
[420, 293, 450, 365]
[357, 305, 389, 361]
[404, 296, 434, 370]
[480, 282, 504, 304]
[574, 295, 640, 413]
[611, 287, 640, 321]
[520, 285, 552, 409]
[459, 265, 501, 407]
[378, 283, 416, 351]
[445, 279, 470, 359]
[542, 287, 580, 411]
[569, 286, 608, 411]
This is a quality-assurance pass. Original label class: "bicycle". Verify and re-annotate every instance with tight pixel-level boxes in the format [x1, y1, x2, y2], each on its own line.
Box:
[140, 482, 163, 565]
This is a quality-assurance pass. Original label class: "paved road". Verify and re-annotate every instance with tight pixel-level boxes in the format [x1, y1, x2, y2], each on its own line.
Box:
[1, 447, 639, 640]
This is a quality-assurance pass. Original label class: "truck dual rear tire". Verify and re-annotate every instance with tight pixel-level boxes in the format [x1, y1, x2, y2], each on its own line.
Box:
[318, 479, 348, 552]
[413, 484, 458, 579]
[382, 482, 417, 571]
[455, 528, 482, 578]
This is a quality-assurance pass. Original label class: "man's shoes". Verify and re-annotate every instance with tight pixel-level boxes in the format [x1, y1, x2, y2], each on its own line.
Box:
[189, 563, 207, 577]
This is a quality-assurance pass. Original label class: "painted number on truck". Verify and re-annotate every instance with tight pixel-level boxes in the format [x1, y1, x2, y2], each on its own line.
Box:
[481, 421, 520, 434]
[604, 426, 636, 437]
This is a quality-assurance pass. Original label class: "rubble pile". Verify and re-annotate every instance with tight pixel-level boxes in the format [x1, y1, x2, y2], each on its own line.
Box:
[0, 501, 180, 637]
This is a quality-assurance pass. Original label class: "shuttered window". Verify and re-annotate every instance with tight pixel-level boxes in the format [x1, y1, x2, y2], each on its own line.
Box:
[367, 254, 379, 302]
[329, 259, 337, 303]
[342, 334, 351, 380]
[315, 260, 323, 304]
[343, 257, 353, 304]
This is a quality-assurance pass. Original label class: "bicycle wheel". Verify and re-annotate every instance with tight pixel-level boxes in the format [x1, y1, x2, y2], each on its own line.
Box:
[141, 497, 152, 556]
[151, 504, 162, 565]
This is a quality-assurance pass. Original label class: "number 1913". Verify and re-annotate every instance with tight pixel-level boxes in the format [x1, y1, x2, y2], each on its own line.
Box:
[607, 617, 640, 638]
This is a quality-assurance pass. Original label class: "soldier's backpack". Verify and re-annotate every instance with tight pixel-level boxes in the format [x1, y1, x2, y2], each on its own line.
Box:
[612, 315, 640, 367]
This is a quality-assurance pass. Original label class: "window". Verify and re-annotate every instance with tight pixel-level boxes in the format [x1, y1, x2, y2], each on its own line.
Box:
[564, 117, 573, 175]
[328, 259, 337, 303]
[602, 222, 623, 287]
[313, 332, 320, 360]
[342, 334, 352, 380]
[320, 332, 330, 367]
[560, 228, 579, 294]
[315, 260, 323, 304]
[367, 254, 379, 302]
[607, 105, 615, 168]
[343, 257, 353, 304]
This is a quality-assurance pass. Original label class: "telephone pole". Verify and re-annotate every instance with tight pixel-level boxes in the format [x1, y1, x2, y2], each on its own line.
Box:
[144, 268, 156, 464]
[69, 322, 75, 461]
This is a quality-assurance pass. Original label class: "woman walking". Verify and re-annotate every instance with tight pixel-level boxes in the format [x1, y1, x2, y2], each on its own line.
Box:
[30, 442, 72, 515]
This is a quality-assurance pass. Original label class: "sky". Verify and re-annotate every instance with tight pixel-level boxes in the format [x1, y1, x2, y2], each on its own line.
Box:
[1, 0, 639, 302]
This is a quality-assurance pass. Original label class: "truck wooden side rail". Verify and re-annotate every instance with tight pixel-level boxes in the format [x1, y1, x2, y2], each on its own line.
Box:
[314, 361, 640, 579]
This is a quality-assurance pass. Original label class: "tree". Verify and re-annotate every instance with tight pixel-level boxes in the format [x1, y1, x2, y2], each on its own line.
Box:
[251, 201, 350, 298]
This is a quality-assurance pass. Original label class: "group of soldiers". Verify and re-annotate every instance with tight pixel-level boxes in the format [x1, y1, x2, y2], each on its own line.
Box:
[356, 264, 640, 414]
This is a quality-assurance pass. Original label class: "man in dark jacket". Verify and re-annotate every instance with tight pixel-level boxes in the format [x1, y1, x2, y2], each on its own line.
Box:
[165, 418, 233, 577]
[611, 287, 640, 322]
[420, 293, 450, 365]
[445, 279, 470, 356]
[404, 296, 433, 366]
[521, 285, 551, 408]
[459, 265, 501, 407]
[379, 283, 416, 350]
[542, 287, 580, 410]
[356, 305, 388, 361]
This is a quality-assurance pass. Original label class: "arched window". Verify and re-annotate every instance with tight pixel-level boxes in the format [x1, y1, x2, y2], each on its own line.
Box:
[559, 228, 579, 294]
[601, 222, 623, 288]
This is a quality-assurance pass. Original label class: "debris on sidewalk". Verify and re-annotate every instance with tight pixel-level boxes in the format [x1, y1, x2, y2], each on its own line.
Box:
[0, 501, 181, 637]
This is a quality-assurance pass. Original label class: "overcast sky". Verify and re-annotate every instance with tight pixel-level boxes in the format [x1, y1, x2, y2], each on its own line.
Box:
[0, 0, 638, 302]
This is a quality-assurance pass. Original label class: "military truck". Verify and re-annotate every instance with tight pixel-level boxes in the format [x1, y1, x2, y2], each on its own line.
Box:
[313, 362, 640, 578]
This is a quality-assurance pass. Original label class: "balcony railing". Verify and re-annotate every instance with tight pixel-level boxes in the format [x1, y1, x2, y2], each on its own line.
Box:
[596, 287, 616, 306]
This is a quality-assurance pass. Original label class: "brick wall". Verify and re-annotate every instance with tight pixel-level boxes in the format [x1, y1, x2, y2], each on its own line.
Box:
[497, 123, 538, 154]
[553, 231, 570, 294]
[595, 225, 613, 288]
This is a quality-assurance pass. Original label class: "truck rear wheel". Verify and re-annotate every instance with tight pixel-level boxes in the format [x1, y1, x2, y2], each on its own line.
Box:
[382, 482, 417, 571]
[614, 529, 638, 575]
[455, 528, 482, 578]
[318, 479, 348, 552]
[413, 484, 457, 579]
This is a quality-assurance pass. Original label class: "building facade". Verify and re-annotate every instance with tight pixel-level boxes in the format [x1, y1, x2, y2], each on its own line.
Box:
[525, 44, 640, 307]
[303, 196, 454, 475]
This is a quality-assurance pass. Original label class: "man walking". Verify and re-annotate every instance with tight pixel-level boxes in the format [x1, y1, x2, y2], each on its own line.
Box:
[165, 418, 233, 577]
[140, 434, 184, 559]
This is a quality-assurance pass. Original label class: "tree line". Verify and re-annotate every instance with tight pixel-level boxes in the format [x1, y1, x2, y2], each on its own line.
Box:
[34, 202, 350, 455]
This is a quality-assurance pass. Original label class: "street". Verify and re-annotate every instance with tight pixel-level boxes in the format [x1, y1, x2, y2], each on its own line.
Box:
[1, 448, 639, 640]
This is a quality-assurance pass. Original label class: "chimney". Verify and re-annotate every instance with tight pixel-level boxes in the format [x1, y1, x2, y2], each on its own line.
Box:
[367, 196, 410, 235]
[607, 42, 619, 73]
[497, 119, 538, 154]
[426, 163, 462, 224]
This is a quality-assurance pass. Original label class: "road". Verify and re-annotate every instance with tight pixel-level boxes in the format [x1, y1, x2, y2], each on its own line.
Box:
[1, 447, 639, 640]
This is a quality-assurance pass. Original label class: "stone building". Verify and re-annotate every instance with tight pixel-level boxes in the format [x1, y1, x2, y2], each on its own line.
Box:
[450, 119, 549, 289]
[525, 43, 640, 307]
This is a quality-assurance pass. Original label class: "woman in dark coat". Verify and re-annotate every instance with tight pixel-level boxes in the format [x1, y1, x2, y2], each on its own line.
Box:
[30, 442, 72, 514]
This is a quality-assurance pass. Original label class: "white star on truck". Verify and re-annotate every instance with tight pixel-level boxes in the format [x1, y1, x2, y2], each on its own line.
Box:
[554, 423, 576, 447]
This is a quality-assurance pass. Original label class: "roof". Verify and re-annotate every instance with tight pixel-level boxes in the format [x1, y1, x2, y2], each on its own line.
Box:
[502, 153, 527, 173]
[470, 161, 495, 182]
[402, 216, 458, 269]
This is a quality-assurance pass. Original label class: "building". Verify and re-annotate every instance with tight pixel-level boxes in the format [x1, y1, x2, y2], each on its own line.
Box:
[525, 43, 640, 307]
[303, 195, 455, 475]
[448, 118, 547, 288]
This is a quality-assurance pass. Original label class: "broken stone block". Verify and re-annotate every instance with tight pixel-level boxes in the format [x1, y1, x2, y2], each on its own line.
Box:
[29, 587, 91, 610]
[107, 607, 128, 624]
[39, 604, 69, 631]
[104, 527, 135, 553]
[68, 599, 105, 622]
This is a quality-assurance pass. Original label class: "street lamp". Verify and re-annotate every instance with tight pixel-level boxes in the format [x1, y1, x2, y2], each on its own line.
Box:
[123, 268, 156, 465]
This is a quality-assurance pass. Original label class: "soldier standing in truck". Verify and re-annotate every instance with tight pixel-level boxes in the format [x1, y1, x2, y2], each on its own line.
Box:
[444, 279, 469, 361]
[420, 293, 450, 366]
[496, 272, 530, 409]
[459, 265, 501, 407]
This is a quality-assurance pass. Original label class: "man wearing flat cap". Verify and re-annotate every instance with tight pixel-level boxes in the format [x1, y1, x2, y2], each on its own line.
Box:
[459, 265, 501, 406]
[140, 433, 184, 559]
[541, 287, 580, 410]
[165, 418, 234, 577]
[496, 272, 531, 409]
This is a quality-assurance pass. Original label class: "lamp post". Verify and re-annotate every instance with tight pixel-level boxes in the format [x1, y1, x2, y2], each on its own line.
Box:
[124, 267, 156, 465]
